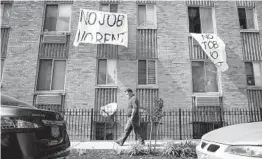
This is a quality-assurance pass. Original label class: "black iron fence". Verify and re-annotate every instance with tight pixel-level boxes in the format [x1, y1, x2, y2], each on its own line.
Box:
[49, 108, 262, 141]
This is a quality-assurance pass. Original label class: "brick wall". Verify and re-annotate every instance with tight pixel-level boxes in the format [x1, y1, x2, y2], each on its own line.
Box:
[1, 1, 44, 104]
[2, 1, 262, 109]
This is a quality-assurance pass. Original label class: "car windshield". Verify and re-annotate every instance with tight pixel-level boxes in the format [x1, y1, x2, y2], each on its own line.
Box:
[1, 94, 36, 109]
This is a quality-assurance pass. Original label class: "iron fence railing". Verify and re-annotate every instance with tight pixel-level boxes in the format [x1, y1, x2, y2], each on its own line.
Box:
[44, 108, 262, 141]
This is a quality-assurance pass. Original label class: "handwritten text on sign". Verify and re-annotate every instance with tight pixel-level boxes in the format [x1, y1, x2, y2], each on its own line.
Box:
[73, 9, 128, 47]
[191, 33, 229, 72]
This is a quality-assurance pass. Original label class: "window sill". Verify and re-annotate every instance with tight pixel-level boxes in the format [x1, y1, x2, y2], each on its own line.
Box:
[247, 86, 262, 90]
[1, 25, 11, 29]
[240, 29, 259, 33]
[34, 91, 66, 95]
[137, 85, 159, 89]
[137, 26, 157, 30]
[192, 92, 222, 97]
[95, 85, 117, 88]
[41, 31, 71, 36]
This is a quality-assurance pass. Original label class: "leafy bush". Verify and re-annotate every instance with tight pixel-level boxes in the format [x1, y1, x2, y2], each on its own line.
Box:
[161, 140, 197, 159]
[116, 142, 148, 156]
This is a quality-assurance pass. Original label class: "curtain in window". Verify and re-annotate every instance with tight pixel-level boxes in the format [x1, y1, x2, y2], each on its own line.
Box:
[253, 62, 262, 86]
[52, 60, 66, 90]
[146, 4, 155, 26]
[98, 59, 107, 84]
[56, 4, 71, 31]
[148, 60, 156, 84]
[100, 4, 109, 12]
[138, 5, 146, 26]
[245, 8, 255, 29]
[1, 3, 12, 25]
[245, 62, 255, 85]
[205, 62, 218, 92]
[192, 61, 205, 92]
[1, 59, 4, 78]
[107, 59, 117, 84]
[200, 8, 214, 33]
[37, 60, 52, 90]
[138, 60, 147, 84]
[44, 5, 58, 31]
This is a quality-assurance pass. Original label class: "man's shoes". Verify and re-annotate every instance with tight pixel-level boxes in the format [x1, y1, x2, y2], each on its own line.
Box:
[140, 141, 145, 145]
[115, 140, 123, 146]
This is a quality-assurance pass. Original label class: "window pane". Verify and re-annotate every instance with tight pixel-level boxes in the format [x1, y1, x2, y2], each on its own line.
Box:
[107, 59, 117, 84]
[1, 59, 4, 79]
[188, 7, 201, 33]
[51, 60, 66, 90]
[44, 5, 58, 32]
[245, 62, 255, 85]
[200, 8, 213, 33]
[100, 4, 109, 12]
[1, 3, 12, 25]
[146, 4, 155, 26]
[238, 8, 247, 29]
[138, 60, 147, 84]
[246, 8, 255, 29]
[253, 62, 262, 86]
[98, 59, 107, 84]
[205, 62, 218, 92]
[192, 61, 205, 92]
[110, 4, 118, 13]
[148, 60, 156, 84]
[37, 60, 52, 90]
[138, 5, 146, 26]
[56, 4, 71, 31]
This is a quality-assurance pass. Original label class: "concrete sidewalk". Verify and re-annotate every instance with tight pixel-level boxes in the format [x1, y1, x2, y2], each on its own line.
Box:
[70, 140, 200, 150]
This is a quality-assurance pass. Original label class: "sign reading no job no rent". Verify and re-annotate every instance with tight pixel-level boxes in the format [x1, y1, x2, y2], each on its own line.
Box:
[73, 9, 128, 47]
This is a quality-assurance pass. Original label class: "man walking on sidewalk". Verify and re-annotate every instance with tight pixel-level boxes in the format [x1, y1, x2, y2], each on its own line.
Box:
[116, 88, 145, 146]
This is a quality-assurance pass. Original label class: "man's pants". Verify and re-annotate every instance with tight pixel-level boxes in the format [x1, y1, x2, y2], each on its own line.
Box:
[116, 116, 144, 145]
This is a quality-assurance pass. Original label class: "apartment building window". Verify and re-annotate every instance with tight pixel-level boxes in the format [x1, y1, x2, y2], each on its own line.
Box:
[100, 3, 118, 12]
[1, 58, 4, 81]
[36, 59, 66, 91]
[1, 3, 12, 25]
[97, 59, 117, 85]
[138, 60, 156, 85]
[188, 7, 214, 33]
[238, 8, 256, 30]
[43, 4, 72, 32]
[192, 61, 218, 93]
[245, 62, 262, 86]
[138, 4, 156, 27]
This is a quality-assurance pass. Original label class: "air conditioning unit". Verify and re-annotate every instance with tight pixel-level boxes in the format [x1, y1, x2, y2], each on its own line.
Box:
[36, 94, 62, 105]
[195, 96, 220, 107]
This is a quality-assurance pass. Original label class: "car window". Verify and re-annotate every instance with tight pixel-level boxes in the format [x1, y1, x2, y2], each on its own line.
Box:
[1, 94, 36, 109]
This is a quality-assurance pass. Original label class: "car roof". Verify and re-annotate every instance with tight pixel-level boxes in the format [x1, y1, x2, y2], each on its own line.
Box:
[1, 94, 36, 109]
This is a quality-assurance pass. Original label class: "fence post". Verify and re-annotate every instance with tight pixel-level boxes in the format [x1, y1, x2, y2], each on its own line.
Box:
[179, 108, 182, 140]
[90, 108, 94, 140]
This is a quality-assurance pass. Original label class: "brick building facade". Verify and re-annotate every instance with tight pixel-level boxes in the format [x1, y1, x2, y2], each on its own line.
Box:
[1, 0, 262, 113]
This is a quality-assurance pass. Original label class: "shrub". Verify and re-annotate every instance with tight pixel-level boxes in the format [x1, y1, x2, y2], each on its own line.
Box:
[161, 140, 197, 159]
[116, 142, 149, 156]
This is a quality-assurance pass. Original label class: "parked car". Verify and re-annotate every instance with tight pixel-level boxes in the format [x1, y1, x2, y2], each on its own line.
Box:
[1, 94, 70, 159]
[196, 121, 262, 159]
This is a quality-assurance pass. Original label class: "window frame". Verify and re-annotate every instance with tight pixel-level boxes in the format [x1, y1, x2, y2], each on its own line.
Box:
[137, 3, 157, 29]
[42, 3, 72, 33]
[96, 58, 117, 87]
[191, 60, 221, 96]
[245, 61, 262, 87]
[35, 58, 67, 92]
[137, 59, 158, 86]
[188, 6, 217, 34]
[99, 2, 118, 13]
[238, 7, 258, 31]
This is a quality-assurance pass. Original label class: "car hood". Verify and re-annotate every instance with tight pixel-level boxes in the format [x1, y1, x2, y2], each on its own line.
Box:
[202, 122, 262, 145]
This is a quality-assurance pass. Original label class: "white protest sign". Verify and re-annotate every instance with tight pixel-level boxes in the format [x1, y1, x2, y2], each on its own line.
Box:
[191, 33, 229, 72]
[73, 9, 128, 47]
